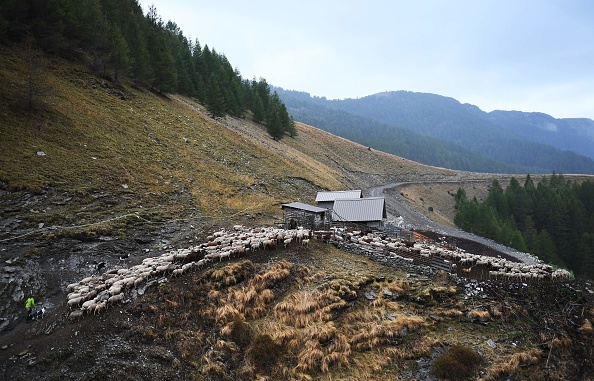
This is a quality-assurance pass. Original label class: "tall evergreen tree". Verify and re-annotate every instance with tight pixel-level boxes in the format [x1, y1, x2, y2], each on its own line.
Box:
[205, 73, 226, 118]
[146, 5, 176, 92]
[108, 24, 130, 82]
[265, 93, 283, 139]
[287, 115, 298, 137]
[252, 94, 266, 123]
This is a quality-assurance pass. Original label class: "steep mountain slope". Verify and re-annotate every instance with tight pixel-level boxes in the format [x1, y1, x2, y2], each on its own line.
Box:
[1, 46, 594, 381]
[0, 48, 463, 226]
[276, 89, 594, 174]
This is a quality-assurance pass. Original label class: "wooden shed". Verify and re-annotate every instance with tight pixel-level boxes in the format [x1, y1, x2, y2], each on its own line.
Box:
[281, 202, 329, 230]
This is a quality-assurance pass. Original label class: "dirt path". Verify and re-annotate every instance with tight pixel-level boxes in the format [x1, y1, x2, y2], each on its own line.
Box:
[366, 182, 541, 264]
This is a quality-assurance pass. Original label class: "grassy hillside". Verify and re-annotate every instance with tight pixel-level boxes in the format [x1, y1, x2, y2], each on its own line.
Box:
[0, 45, 458, 236]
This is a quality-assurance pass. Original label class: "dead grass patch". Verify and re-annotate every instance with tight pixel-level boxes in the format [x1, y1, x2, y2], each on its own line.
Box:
[467, 309, 491, 322]
[438, 308, 464, 318]
[479, 348, 543, 381]
[579, 318, 593, 333]
[348, 315, 424, 351]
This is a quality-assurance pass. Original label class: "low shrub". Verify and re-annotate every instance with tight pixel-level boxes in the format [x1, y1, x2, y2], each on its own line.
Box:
[249, 333, 284, 373]
[227, 317, 253, 348]
[432, 343, 482, 380]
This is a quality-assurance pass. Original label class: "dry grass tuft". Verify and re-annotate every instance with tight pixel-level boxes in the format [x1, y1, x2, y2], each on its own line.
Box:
[467, 309, 491, 322]
[207, 288, 221, 301]
[322, 278, 359, 301]
[200, 352, 228, 378]
[251, 260, 293, 290]
[259, 320, 298, 345]
[342, 305, 385, 324]
[348, 315, 424, 351]
[276, 292, 323, 314]
[479, 348, 543, 381]
[579, 318, 593, 333]
[253, 281, 356, 375]
[295, 340, 325, 372]
[216, 304, 243, 323]
[221, 318, 253, 348]
[550, 335, 573, 349]
[215, 339, 239, 353]
[207, 260, 255, 288]
[489, 305, 503, 318]
[438, 308, 464, 318]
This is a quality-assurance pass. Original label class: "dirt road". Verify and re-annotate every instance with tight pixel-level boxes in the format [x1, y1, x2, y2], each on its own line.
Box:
[366, 182, 541, 264]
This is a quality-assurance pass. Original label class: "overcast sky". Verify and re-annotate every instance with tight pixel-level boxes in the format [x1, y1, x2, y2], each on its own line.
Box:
[138, 0, 594, 120]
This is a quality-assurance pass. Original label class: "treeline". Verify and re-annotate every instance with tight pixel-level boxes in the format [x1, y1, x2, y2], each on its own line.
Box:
[0, 0, 296, 139]
[454, 174, 594, 278]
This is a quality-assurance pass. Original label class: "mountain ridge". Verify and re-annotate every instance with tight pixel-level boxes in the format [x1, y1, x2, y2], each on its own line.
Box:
[275, 88, 594, 174]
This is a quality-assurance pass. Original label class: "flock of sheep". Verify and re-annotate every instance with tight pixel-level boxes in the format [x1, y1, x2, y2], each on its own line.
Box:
[65, 225, 572, 321]
[65, 225, 310, 320]
[329, 229, 572, 282]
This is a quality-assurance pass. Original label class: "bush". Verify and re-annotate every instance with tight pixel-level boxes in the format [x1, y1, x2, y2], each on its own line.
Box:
[228, 318, 253, 348]
[432, 344, 482, 380]
[249, 333, 284, 373]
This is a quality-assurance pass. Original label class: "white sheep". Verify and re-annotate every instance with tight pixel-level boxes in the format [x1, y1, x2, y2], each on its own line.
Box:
[81, 300, 97, 314]
[108, 293, 124, 305]
[218, 251, 232, 261]
[68, 310, 84, 321]
[94, 300, 107, 315]
[67, 296, 83, 309]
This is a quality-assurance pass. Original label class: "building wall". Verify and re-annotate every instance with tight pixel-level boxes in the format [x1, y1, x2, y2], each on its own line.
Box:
[317, 201, 334, 211]
[283, 208, 327, 229]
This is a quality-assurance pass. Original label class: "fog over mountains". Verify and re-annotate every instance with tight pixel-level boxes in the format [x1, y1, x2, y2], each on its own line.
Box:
[276, 89, 594, 174]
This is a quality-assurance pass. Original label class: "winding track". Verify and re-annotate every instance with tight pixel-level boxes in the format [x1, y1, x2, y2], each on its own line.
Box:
[366, 182, 541, 264]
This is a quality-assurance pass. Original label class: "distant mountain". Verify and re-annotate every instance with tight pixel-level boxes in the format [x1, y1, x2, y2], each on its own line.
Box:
[487, 111, 594, 160]
[275, 89, 594, 174]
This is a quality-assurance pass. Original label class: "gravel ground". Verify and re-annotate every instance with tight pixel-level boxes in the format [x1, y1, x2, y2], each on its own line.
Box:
[367, 182, 542, 265]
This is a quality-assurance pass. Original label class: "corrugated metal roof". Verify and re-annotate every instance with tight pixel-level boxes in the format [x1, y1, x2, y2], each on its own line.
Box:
[281, 202, 328, 213]
[331, 197, 386, 222]
[315, 190, 362, 202]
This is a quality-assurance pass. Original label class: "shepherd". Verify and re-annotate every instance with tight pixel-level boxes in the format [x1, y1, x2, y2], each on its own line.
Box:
[25, 295, 35, 321]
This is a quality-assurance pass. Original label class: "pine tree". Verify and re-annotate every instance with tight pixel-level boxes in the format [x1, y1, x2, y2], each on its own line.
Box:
[252, 94, 265, 123]
[287, 115, 298, 137]
[265, 92, 287, 140]
[108, 24, 130, 82]
[205, 73, 226, 118]
[146, 5, 176, 93]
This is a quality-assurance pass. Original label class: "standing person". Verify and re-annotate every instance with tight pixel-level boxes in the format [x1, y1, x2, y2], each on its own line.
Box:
[25, 295, 35, 321]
